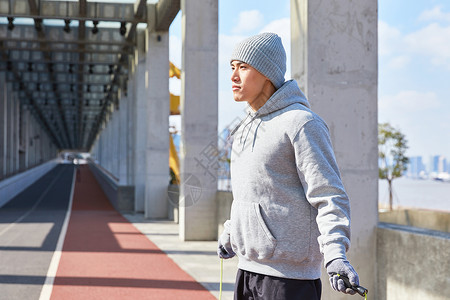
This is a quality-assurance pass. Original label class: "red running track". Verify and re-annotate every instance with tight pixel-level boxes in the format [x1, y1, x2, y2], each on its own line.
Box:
[50, 165, 216, 300]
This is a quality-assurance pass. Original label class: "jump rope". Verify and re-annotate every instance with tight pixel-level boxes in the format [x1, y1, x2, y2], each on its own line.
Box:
[218, 259, 368, 300]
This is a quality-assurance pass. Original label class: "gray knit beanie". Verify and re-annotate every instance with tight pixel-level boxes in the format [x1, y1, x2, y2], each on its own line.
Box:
[230, 32, 286, 89]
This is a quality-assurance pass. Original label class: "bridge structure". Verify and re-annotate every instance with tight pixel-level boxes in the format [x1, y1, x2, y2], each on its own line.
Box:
[0, 1, 379, 299]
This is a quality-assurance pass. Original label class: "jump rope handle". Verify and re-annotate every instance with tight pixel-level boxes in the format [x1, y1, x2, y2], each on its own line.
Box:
[332, 273, 368, 297]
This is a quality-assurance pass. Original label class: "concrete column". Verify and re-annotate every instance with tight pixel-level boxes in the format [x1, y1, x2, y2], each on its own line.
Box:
[0, 73, 6, 178]
[134, 30, 147, 213]
[118, 92, 128, 185]
[102, 121, 107, 167]
[23, 109, 30, 169]
[14, 98, 20, 171]
[100, 126, 105, 165]
[7, 85, 14, 175]
[111, 109, 118, 178]
[180, 0, 219, 240]
[291, 1, 378, 299]
[28, 115, 34, 167]
[144, 25, 170, 219]
[31, 116, 37, 166]
[37, 124, 43, 164]
[106, 114, 112, 173]
[126, 73, 135, 186]
[103, 117, 109, 171]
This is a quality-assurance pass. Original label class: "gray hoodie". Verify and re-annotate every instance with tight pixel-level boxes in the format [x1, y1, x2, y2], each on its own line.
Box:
[226, 79, 351, 280]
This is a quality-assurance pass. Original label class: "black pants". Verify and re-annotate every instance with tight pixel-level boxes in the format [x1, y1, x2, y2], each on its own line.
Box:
[234, 269, 321, 300]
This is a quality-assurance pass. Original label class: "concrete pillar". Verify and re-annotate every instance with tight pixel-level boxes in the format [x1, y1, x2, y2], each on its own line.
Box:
[118, 94, 128, 185]
[111, 109, 119, 178]
[126, 74, 135, 186]
[0, 73, 6, 178]
[291, 0, 378, 299]
[179, 0, 219, 240]
[100, 126, 105, 165]
[7, 85, 15, 175]
[106, 114, 112, 173]
[31, 116, 37, 166]
[13, 98, 20, 171]
[22, 109, 30, 169]
[37, 124, 43, 164]
[144, 24, 170, 219]
[28, 115, 34, 167]
[134, 30, 147, 213]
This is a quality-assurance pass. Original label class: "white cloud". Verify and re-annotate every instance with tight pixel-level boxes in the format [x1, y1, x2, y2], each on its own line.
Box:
[379, 90, 440, 117]
[419, 5, 450, 23]
[232, 10, 264, 34]
[378, 90, 443, 157]
[169, 35, 182, 69]
[378, 20, 402, 56]
[379, 12, 450, 70]
[387, 55, 411, 69]
[404, 23, 450, 68]
[219, 34, 247, 67]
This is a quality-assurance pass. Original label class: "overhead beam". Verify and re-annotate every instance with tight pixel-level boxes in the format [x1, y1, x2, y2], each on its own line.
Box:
[1, 47, 133, 55]
[155, 0, 180, 31]
[0, 37, 133, 47]
[85, 0, 147, 149]
[30, 11, 73, 148]
[0, 59, 121, 66]
[1, 43, 63, 147]
[0, 0, 145, 23]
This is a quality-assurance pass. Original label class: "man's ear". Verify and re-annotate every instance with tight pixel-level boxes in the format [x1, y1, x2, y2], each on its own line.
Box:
[264, 79, 275, 90]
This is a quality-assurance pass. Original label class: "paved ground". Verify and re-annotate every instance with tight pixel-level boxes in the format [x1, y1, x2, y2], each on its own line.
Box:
[50, 166, 218, 300]
[123, 214, 239, 300]
[0, 164, 75, 300]
[0, 165, 238, 299]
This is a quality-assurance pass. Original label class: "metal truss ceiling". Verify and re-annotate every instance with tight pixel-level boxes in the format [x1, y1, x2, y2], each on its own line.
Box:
[0, 0, 179, 151]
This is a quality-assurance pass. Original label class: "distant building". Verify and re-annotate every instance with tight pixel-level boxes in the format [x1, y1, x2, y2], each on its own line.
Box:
[438, 156, 447, 173]
[407, 156, 425, 178]
[428, 155, 440, 173]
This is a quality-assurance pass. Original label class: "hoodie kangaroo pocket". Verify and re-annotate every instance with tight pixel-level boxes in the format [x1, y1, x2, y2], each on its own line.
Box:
[230, 202, 276, 261]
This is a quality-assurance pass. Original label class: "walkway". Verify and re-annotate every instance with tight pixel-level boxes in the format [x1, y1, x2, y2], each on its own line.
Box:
[0, 165, 237, 300]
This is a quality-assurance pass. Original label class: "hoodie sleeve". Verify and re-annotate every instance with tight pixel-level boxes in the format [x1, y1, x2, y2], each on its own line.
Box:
[292, 118, 351, 266]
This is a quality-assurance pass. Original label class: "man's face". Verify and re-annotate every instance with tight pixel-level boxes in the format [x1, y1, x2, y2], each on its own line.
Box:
[230, 61, 269, 107]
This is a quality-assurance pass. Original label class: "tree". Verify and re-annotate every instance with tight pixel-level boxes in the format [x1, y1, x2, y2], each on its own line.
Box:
[378, 123, 409, 210]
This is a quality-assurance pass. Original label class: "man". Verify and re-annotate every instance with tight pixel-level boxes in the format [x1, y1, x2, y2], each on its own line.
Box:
[218, 32, 360, 299]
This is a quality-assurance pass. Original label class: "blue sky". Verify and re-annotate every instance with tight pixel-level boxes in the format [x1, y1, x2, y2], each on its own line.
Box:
[169, 0, 450, 161]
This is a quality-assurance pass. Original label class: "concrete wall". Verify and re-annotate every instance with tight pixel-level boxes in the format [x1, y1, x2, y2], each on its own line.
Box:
[0, 159, 59, 208]
[377, 223, 450, 300]
[380, 209, 450, 233]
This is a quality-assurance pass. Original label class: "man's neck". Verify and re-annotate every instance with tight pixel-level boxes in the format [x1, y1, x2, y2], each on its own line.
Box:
[249, 81, 276, 111]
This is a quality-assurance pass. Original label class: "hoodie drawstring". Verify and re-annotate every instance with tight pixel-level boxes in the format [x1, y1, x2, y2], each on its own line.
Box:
[251, 119, 263, 151]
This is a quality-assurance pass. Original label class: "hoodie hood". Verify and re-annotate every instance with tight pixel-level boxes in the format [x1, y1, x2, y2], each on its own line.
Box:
[231, 80, 310, 138]
[252, 79, 310, 117]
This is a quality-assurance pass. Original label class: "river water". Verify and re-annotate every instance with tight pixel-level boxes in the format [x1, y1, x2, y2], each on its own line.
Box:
[378, 177, 450, 212]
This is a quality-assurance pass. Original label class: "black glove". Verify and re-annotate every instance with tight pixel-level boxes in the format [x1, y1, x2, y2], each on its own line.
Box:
[217, 221, 235, 259]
